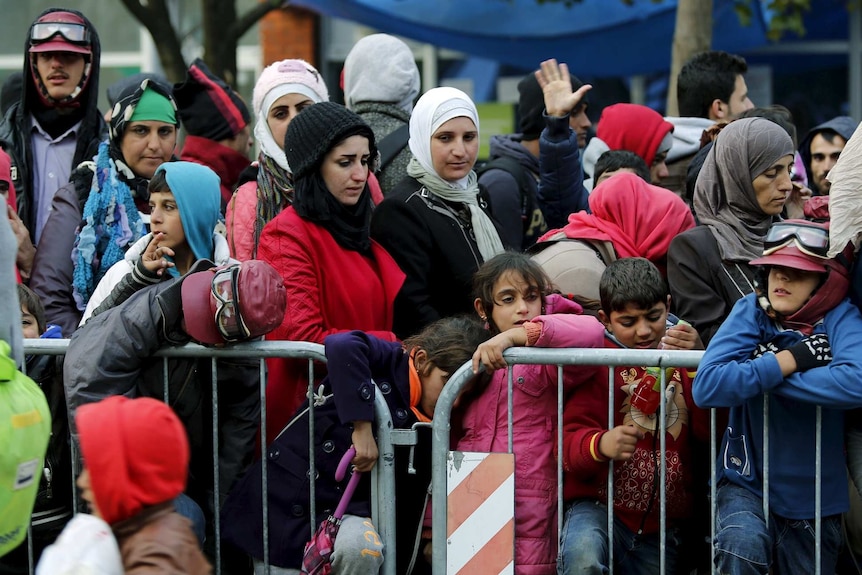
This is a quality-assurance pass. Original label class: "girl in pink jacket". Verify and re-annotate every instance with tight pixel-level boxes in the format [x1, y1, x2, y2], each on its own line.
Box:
[460, 252, 605, 574]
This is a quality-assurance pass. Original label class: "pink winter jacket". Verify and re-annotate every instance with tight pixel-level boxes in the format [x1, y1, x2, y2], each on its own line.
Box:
[455, 294, 604, 575]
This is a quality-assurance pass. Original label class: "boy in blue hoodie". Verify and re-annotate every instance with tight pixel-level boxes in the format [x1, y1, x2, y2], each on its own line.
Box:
[693, 220, 862, 574]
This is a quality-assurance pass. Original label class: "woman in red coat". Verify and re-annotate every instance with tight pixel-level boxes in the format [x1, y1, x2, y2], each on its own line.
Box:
[258, 102, 405, 442]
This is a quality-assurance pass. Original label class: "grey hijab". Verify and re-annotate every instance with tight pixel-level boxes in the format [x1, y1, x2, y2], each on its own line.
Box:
[694, 117, 794, 262]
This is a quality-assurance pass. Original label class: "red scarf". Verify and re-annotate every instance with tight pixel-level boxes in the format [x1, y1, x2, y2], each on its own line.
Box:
[540, 173, 694, 275]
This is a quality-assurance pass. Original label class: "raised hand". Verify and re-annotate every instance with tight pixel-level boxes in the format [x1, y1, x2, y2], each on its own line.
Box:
[535, 58, 592, 118]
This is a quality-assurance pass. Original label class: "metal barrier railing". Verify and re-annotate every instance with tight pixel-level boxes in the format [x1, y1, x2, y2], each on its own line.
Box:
[18, 338, 401, 575]
[19, 340, 832, 575]
[432, 347, 706, 575]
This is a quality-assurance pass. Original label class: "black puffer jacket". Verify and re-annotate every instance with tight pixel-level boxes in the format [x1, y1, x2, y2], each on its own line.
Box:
[0, 7, 106, 238]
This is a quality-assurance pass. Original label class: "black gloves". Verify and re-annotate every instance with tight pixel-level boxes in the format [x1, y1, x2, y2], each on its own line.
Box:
[788, 333, 832, 372]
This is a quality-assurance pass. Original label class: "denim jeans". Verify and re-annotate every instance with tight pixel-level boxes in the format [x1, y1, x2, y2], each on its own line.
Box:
[557, 499, 678, 575]
[174, 493, 206, 546]
[713, 481, 843, 575]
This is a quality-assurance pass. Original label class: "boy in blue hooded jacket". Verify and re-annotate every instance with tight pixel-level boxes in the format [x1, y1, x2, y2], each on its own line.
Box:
[694, 220, 862, 574]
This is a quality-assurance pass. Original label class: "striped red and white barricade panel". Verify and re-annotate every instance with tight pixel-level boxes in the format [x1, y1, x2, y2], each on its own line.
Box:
[446, 451, 515, 575]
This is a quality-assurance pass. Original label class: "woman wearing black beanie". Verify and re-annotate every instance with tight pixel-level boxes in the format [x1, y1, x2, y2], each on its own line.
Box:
[256, 101, 405, 442]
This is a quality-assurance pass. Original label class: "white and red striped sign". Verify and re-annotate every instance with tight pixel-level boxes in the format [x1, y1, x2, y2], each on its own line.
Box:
[446, 451, 515, 574]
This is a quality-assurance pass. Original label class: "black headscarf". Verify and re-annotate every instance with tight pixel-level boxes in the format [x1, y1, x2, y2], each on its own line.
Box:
[285, 102, 377, 254]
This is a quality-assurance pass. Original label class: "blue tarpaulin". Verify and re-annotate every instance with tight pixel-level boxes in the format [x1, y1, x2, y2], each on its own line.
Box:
[291, 0, 775, 77]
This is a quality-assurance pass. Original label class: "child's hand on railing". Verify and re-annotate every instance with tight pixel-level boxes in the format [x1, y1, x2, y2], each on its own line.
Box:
[351, 420, 378, 472]
[472, 327, 528, 373]
[662, 322, 704, 351]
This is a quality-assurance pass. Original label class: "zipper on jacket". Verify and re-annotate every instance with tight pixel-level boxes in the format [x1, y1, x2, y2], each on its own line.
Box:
[412, 187, 483, 267]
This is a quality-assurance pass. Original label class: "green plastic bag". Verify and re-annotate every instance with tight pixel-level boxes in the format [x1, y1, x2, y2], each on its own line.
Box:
[0, 340, 51, 557]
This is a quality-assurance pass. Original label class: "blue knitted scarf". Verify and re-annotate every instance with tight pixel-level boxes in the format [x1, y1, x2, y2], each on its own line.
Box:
[72, 141, 146, 311]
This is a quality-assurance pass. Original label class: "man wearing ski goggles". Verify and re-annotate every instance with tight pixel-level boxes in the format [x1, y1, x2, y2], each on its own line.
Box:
[28, 12, 91, 56]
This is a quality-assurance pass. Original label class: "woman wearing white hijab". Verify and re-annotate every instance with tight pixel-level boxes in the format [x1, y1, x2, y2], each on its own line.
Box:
[371, 86, 505, 338]
[225, 59, 328, 260]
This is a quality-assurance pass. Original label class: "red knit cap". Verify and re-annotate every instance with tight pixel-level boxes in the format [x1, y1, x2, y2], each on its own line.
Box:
[76, 396, 189, 525]
[596, 103, 674, 166]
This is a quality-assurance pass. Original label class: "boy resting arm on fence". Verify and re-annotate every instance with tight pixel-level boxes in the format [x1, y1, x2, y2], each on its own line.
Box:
[559, 257, 708, 575]
[692, 220, 862, 575]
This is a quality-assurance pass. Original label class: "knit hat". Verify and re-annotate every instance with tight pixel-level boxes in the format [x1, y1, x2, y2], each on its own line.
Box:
[76, 396, 189, 525]
[174, 58, 250, 142]
[517, 70, 586, 140]
[252, 59, 328, 119]
[343, 34, 420, 114]
[252, 59, 329, 172]
[596, 103, 674, 166]
[284, 101, 376, 180]
[182, 260, 286, 345]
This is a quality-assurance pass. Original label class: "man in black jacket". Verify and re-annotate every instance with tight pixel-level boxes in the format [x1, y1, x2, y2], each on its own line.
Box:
[0, 8, 106, 248]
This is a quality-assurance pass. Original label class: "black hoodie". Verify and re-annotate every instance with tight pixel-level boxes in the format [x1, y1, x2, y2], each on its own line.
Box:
[0, 7, 107, 239]
[799, 116, 858, 196]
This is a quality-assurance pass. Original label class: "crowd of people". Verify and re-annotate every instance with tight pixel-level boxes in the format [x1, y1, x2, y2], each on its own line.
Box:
[2, 7, 862, 575]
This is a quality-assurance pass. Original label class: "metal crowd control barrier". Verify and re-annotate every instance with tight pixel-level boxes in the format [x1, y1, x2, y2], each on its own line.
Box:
[19, 338, 400, 575]
[432, 347, 707, 575]
[20, 340, 834, 575]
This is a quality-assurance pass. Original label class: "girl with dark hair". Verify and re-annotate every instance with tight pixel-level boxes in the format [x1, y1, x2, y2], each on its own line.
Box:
[459, 251, 604, 574]
[257, 101, 405, 442]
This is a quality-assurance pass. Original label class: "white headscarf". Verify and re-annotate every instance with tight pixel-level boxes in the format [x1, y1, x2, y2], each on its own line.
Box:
[253, 78, 328, 172]
[407, 87, 504, 260]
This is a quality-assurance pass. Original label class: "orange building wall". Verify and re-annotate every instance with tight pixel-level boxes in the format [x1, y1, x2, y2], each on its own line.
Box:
[259, 5, 319, 67]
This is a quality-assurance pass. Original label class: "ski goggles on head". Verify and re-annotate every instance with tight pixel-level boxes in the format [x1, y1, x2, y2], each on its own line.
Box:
[211, 266, 251, 342]
[30, 21, 89, 46]
[762, 221, 830, 258]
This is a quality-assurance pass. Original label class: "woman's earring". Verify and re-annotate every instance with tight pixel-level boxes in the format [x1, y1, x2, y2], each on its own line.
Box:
[479, 315, 489, 330]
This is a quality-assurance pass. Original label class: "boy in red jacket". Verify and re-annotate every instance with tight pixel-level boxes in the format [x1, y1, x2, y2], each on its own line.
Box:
[558, 257, 708, 574]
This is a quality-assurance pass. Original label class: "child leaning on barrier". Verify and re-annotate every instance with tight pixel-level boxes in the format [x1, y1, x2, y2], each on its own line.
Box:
[455, 251, 604, 574]
[558, 257, 708, 575]
[220, 315, 490, 575]
[693, 219, 862, 575]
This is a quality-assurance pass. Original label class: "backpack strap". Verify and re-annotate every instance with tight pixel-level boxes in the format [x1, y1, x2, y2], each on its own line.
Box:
[377, 124, 410, 171]
[476, 155, 535, 224]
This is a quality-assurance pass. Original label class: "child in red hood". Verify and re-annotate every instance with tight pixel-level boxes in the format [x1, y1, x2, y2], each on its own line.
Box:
[74, 396, 211, 574]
